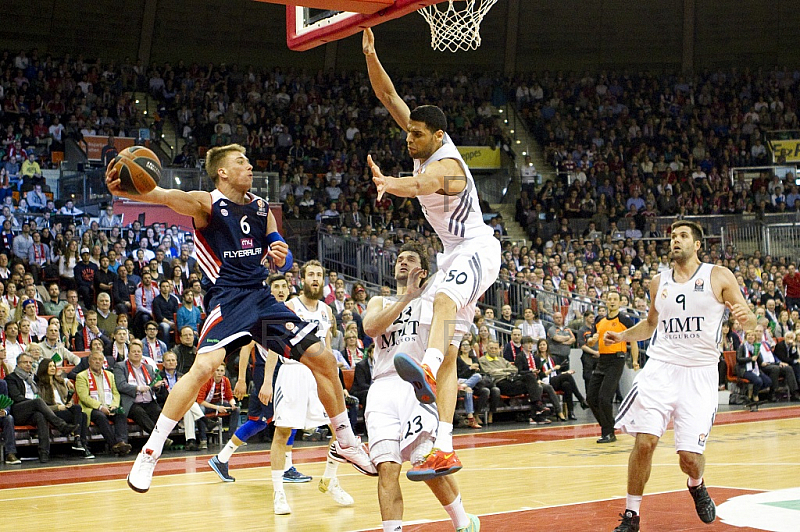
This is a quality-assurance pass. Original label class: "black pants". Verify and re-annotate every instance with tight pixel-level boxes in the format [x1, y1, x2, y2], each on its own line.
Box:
[495, 372, 542, 416]
[581, 353, 598, 389]
[586, 354, 626, 437]
[761, 363, 798, 395]
[77, 283, 94, 308]
[11, 398, 68, 453]
[550, 373, 585, 414]
[90, 409, 129, 447]
[55, 404, 89, 444]
[127, 401, 162, 435]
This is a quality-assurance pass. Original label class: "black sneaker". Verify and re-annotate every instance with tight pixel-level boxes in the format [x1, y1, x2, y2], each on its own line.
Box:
[597, 434, 617, 444]
[613, 510, 640, 532]
[83, 448, 96, 459]
[688, 481, 716, 523]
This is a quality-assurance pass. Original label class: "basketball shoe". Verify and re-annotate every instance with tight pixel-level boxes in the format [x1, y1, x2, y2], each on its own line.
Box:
[283, 466, 312, 483]
[613, 510, 640, 532]
[406, 448, 462, 482]
[127, 448, 159, 493]
[688, 481, 716, 523]
[319, 477, 354, 506]
[208, 456, 235, 482]
[456, 514, 481, 532]
[327, 438, 378, 476]
[273, 491, 291, 515]
[393, 352, 437, 404]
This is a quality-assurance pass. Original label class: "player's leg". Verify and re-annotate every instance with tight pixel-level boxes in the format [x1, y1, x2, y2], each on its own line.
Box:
[614, 432, 659, 532]
[425, 475, 480, 532]
[282, 430, 312, 482]
[128, 347, 225, 492]
[271, 426, 293, 515]
[377, 460, 405, 531]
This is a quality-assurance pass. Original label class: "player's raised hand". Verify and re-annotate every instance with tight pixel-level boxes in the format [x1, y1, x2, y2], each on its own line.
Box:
[362, 28, 375, 55]
[368, 154, 387, 201]
[405, 266, 426, 297]
[604, 330, 623, 345]
[105, 159, 126, 196]
[726, 300, 750, 326]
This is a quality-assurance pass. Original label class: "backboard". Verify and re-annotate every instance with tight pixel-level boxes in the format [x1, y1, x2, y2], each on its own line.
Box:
[256, 0, 440, 51]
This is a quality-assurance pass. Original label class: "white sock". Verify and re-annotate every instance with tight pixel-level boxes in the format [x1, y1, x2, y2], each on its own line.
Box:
[436, 422, 454, 452]
[382, 521, 402, 532]
[284, 451, 293, 472]
[217, 439, 239, 464]
[443, 495, 469, 529]
[323, 456, 339, 479]
[145, 415, 179, 456]
[422, 348, 445, 376]
[331, 411, 357, 447]
[272, 470, 285, 493]
[626, 494, 642, 514]
[688, 476, 703, 488]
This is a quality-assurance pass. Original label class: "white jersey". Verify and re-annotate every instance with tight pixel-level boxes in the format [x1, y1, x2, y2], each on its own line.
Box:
[647, 263, 725, 367]
[414, 133, 494, 253]
[284, 297, 331, 365]
[371, 297, 429, 381]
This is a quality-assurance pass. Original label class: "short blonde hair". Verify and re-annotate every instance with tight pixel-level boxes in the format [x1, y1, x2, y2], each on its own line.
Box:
[205, 144, 246, 185]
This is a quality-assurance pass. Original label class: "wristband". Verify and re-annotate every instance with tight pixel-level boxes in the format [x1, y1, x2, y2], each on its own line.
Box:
[265, 231, 293, 272]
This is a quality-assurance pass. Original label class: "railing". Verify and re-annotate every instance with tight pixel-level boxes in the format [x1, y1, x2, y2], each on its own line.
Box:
[724, 221, 800, 258]
[317, 232, 400, 289]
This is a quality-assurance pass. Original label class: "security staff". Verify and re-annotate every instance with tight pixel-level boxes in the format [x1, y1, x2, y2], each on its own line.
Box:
[586, 290, 638, 443]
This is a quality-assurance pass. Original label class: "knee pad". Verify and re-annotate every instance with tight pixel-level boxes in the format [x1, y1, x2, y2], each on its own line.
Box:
[234, 419, 267, 442]
[286, 429, 297, 446]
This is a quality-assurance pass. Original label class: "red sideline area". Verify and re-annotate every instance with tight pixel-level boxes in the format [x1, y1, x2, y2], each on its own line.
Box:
[361, 488, 763, 532]
[2, 406, 798, 490]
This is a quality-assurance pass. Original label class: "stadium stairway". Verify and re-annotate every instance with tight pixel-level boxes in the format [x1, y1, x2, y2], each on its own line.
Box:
[133, 92, 185, 162]
[490, 202, 528, 247]
[504, 104, 557, 186]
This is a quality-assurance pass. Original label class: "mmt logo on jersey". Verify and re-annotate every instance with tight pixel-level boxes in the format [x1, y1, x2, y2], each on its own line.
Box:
[662, 316, 705, 338]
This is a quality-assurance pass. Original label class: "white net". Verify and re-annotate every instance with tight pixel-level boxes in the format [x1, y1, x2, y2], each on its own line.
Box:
[418, 0, 499, 53]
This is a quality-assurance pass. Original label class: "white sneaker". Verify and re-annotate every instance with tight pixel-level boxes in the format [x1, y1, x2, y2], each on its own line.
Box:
[319, 477, 354, 506]
[127, 448, 159, 493]
[327, 438, 377, 476]
[273, 490, 292, 515]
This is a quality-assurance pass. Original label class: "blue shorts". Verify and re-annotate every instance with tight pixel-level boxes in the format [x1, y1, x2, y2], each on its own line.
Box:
[198, 285, 320, 360]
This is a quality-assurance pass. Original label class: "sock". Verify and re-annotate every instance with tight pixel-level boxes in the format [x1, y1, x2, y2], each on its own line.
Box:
[145, 415, 179, 455]
[626, 494, 642, 514]
[688, 476, 703, 488]
[284, 451, 293, 472]
[382, 521, 402, 532]
[436, 422, 454, 452]
[443, 495, 469, 529]
[422, 347, 445, 376]
[331, 411, 357, 447]
[323, 456, 339, 479]
[272, 470, 285, 493]
[217, 439, 239, 464]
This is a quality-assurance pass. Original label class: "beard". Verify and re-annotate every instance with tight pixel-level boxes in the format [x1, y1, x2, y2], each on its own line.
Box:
[303, 283, 323, 301]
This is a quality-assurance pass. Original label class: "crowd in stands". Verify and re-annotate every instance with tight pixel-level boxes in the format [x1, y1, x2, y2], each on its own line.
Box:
[513, 68, 800, 240]
[1, 49, 799, 465]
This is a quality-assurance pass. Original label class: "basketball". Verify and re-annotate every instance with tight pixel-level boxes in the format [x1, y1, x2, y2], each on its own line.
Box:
[111, 146, 162, 195]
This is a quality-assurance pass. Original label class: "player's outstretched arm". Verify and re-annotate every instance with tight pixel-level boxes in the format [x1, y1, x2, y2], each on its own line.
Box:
[368, 156, 463, 201]
[363, 28, 411, 131]
[106, 160, 210, 226]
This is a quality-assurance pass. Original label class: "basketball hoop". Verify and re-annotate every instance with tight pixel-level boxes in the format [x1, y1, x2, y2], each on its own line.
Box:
[418, 0, 499, 53]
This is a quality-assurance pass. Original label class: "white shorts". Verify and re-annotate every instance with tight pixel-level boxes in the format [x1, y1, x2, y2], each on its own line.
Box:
[274, 362, 329, 429]
[615, 358, 718, 454]
[365, 376, 439, 465]
[422, 236, 501, 334]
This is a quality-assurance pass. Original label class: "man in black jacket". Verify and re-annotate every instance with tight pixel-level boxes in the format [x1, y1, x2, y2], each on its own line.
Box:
[74, 248, 98, 308]
[350, 352, 372, 409]
[774, 331, 800, 386]
[6, 353, 77, 462]
[153, 279, 179, 346]
[112, 265, 135, 317]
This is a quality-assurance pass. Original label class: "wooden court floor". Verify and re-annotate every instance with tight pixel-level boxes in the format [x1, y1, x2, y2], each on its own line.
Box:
[2, 406, 799, 532]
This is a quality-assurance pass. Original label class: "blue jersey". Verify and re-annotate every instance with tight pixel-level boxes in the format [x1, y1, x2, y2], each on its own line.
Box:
[194, 190, 271, 289]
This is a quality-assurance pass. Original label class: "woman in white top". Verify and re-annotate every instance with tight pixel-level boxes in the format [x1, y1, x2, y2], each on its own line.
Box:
[59, 239, 80, 288]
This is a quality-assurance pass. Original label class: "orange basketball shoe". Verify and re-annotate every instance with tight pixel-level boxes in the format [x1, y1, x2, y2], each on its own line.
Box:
[393, 353, 437, 404]
[406, 448, 462, 482]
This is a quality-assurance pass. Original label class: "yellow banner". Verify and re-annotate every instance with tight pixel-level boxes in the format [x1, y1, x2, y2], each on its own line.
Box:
[770, 139, 800, 163]
[456, 146, 501, 169]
